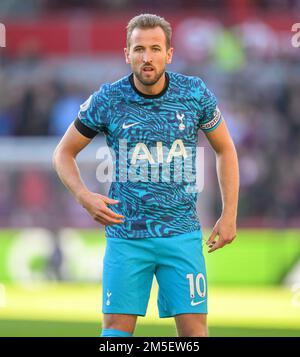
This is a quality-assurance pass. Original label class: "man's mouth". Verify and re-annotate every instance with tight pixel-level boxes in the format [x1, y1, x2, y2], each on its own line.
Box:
[142, 66, 154, 72]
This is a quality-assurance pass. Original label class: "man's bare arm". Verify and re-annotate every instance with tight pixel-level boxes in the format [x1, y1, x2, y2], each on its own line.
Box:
[52, 124, 124, 226]
[204, 119, 239, 253]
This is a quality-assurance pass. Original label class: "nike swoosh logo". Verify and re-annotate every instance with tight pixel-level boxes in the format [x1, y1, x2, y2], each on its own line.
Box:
[191, 299, 206, 306]
[122, 122, 140, 129]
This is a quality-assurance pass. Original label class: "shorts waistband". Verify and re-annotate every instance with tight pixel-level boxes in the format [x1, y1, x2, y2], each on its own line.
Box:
[106, 230, 202, 240]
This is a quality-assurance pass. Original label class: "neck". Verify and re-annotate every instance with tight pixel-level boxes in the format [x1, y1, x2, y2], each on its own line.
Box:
[133, 73, 166, 96]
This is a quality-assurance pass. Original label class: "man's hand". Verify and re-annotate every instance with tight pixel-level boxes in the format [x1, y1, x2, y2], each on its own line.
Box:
[78, 191, 124, 226]
[206, 216, 237, 253]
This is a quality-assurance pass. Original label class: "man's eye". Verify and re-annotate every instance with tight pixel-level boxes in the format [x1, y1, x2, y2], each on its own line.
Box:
[153, 48, 160, 52]
[135, 48, 143, 52]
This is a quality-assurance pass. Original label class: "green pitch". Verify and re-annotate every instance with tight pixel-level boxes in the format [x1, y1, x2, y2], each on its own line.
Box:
[0, 283, 299, 337]
[0, 229, 299, 337]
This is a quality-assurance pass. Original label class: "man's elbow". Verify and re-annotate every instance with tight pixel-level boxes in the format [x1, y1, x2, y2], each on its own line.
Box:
[52, 146, 76, 172]
[52, 145, 67, 172]
[52, 146, 60, 172]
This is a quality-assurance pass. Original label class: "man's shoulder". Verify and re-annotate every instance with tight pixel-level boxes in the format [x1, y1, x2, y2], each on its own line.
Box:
[94, 74, 131, 101]
[168, 71, 209, 97]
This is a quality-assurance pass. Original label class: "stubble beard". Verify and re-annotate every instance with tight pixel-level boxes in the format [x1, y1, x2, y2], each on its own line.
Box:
[134, 67, 165, 86]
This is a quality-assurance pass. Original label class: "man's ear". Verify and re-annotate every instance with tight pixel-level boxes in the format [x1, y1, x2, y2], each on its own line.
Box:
[166, 47, 174, 64]
[124, 47, 130, 64]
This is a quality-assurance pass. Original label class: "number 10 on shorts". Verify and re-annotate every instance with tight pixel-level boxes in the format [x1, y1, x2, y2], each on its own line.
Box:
[186, 273, 206, 299]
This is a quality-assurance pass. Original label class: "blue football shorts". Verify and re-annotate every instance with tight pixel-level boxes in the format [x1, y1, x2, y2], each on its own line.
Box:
[102, 230, 207, 317]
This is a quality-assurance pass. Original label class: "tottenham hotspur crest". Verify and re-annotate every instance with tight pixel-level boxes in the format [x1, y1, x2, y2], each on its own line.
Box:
[176, 111, 185, 131]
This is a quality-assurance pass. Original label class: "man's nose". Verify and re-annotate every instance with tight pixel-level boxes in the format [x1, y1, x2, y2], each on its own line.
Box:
[142, 50, 153, 63]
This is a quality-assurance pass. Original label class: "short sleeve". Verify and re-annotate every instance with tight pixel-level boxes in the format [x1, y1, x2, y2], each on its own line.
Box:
[74, 84, 110, 138]
[196, 79, 222, 133]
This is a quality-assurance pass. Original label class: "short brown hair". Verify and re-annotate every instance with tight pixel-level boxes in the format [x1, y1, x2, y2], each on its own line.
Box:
[126, 14, 172, 49]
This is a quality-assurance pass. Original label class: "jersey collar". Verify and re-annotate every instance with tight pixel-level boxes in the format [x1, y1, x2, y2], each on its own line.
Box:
[129, 72, 169, 99]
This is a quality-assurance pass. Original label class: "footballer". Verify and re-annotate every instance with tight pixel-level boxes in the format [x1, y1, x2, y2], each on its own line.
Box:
[53, 14, 239, 337]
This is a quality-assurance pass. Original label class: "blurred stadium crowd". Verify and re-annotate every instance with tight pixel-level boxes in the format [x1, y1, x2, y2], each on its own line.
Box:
[0, 0, 300, 228]
[2, 0, 300, 14]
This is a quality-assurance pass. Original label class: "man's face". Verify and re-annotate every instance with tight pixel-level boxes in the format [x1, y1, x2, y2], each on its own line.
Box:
[124, 26, 173, 86]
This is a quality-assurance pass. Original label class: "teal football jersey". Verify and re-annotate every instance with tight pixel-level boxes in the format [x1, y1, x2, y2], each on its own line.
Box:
[75, 71, 222, 238]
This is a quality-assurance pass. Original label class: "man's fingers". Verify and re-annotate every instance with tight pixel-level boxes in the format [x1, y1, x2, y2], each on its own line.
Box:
[101, 206, 125, 219]
[206, 227, 218, 246]
[208, 236, 232, 253]
[95, 216, 124, 225]
[94, 212, 124, 225]
[98, 218, 106, 226]
[208, 239, 224, 253]
[101, 212, 124, 224]
[95, 217, 120, 226]
[92, 216, 106, 226]
[101, 196, 120, 205]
